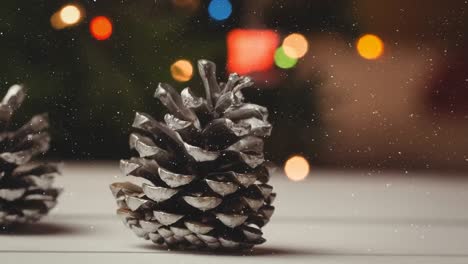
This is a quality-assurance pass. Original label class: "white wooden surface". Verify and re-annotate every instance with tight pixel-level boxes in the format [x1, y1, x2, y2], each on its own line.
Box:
[1, 163, 468, 263]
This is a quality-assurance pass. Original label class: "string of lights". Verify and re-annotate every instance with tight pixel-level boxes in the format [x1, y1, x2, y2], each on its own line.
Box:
[49, 2, 385, 74]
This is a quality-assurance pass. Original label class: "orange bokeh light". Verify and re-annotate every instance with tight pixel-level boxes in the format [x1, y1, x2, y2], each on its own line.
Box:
[356, 34, 384, 60]
[284, 155, 310, 181]
[227, 29, 279, 74]
[171, 59, 194, 82]
[282, 33, 309, 59]
[90, 16, 113, 40]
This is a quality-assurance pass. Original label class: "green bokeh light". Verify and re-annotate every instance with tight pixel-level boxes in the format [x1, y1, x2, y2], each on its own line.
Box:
[274, 47, 298, 69]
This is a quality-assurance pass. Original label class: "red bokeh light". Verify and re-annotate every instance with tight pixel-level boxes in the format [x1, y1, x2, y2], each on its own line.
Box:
[227, 29, 279, 74]
[90, 16, 112, 40]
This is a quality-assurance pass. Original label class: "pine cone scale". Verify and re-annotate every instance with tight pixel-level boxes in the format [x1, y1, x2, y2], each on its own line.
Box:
[182, 195, 222, 211]
[142, 183, 180, 202]
[0, 188, 26, 201]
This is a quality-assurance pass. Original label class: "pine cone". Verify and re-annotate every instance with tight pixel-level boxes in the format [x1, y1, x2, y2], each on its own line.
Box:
[110, 60, 276, 250]
[0, 85, 61, 227]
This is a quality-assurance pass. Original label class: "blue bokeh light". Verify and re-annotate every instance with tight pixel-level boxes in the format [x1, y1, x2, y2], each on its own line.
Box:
[208, 0, 232, 21]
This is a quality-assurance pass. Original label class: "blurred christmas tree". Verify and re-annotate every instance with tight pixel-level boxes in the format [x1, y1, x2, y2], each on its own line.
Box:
[0, 0, 355, 162]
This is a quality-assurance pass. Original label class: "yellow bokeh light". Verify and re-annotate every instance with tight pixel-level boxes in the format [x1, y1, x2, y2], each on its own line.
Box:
[60, 5, 81, 25]
[171, 60, 194, 82]
[282, 33, 309, 59]
[356, 34, 384, 60]
[51, 4, 84, 30]
[284, 155, 310, 181]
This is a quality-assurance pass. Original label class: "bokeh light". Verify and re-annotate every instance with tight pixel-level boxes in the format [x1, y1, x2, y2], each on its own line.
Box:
[282, 33, 309, 59]
[208, 0, 232, 21]
[227, 29, 279, 74]
[356, 34, 384, 60]
[60, 5, 81, 25]
[171, 60, 194, 82]
[90, 16, 113, 41]
[284, 155, 310, 181]
[274, 47, 298, 69]
[50, 4, 84, 30]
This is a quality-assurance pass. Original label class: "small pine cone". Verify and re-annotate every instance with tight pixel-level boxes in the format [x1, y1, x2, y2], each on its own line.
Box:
[0, 85, 61, 227]
[110, 60, 276, 250]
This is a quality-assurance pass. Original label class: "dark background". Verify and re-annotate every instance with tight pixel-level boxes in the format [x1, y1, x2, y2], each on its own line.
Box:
[1, 0, 468, 172]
